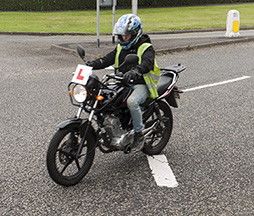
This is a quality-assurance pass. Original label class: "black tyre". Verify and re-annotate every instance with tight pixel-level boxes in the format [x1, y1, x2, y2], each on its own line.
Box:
[46, 128, 95, 186]
[142, 101, 173, 155]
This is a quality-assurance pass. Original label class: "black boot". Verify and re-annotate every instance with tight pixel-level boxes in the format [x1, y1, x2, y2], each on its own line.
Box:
[130, 132, 144, 153]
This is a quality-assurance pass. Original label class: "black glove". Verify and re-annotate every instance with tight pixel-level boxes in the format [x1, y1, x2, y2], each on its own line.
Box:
[123, 69, 141, 83]
[85, 61, 95, 68]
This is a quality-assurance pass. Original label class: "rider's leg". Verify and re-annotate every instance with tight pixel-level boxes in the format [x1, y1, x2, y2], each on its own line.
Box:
[127, 84, 149, 152]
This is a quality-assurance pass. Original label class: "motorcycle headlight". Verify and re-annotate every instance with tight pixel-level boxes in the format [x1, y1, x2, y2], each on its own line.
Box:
[73, 85, 87, 103]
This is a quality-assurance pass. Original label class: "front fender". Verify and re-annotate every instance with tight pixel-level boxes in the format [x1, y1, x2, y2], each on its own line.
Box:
[57, 118, 83, 129]
[57, 118, 96, 139]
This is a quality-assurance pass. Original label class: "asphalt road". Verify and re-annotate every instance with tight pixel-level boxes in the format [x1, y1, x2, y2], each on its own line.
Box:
[0, 35, 253, 215]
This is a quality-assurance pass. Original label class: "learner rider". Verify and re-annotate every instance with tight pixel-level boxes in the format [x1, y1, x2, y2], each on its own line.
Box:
[86, 14, 160, 153]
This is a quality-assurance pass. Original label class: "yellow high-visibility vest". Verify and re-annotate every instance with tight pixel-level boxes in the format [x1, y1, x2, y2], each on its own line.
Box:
[115, 43, 160, 99]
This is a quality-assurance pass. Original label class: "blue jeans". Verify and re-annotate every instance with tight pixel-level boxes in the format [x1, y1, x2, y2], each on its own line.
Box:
[127, 84, 149, 133]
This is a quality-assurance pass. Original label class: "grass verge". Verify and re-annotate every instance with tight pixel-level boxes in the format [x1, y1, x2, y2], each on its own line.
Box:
[0, 4, 253, 33]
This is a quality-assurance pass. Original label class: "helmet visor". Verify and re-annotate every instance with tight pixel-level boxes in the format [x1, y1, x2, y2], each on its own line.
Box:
[113, 23, 131, 35]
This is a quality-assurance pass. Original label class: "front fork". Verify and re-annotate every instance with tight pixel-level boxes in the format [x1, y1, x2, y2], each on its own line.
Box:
[75, 92, 101, 158]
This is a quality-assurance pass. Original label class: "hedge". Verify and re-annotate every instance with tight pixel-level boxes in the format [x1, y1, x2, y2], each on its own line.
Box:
[0, 0, 252, 11]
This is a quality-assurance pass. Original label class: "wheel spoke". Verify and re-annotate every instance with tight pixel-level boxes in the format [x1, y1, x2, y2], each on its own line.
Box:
[60, 160, 73, 174]
[75, 159, 81, 170]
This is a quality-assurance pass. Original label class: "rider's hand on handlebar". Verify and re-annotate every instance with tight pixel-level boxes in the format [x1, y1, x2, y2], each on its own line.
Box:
[123, 68, 141, 83]
[85, 61, 95, 68]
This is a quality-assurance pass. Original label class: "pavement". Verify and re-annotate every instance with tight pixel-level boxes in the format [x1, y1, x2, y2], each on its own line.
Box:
[51, 29, 254, 60]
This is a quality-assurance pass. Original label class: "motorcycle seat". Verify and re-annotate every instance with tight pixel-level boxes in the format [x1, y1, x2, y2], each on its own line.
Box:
[157, 73, 173, 96]
[141, 72, 173, 107]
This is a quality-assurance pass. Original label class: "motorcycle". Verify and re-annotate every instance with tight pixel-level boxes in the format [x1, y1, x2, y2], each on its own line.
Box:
[46, 45, 185, 186]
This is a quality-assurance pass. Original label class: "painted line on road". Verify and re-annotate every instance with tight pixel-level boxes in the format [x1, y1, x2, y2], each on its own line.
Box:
[183, 76, 251, 92]
[146, 76, 250, 187]
[147, 154, 178, 188]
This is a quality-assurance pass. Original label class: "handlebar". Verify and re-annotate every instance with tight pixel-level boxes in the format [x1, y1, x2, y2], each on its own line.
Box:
[105, 72, 143, 84]
[106, 73, 124, 81]
[105, 73, 136, 85]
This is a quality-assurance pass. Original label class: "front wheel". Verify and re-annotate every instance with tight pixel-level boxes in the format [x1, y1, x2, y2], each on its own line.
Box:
[46, 128, 95, 186]
[142, 101, 173, 155]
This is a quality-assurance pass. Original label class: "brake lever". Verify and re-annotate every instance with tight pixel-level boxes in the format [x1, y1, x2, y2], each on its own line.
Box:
[106, 74, 123, 81]
[136, 71, 142, 77]
[115, 76, 124, 81]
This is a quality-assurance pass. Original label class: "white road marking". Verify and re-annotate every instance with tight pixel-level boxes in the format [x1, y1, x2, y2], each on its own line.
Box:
[147, 154, 178, 188]
[183, 76, 251, 92]
[146, 76, 251, 187]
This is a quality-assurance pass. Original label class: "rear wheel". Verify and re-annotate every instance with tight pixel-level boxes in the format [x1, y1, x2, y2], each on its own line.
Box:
[142, 101, 173, 155]
[46, 128, 95, 186]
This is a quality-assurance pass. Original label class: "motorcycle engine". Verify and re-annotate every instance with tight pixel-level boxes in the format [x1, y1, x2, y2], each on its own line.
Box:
[101, 115, 134, 149]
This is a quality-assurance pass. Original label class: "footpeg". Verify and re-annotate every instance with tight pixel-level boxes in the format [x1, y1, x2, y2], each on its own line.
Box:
[124, 144, 132, 154]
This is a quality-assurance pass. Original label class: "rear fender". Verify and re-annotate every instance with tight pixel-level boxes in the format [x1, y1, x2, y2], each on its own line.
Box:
[166, 91, 178, 108]
[165, 87, 183, 108]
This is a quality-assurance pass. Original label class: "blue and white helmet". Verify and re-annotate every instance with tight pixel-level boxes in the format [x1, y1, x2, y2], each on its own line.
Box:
[113, 14, 143, 50]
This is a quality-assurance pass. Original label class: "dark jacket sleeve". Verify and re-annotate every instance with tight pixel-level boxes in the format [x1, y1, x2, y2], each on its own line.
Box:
[91, 47, 117, 70]
[135, 46, 155, 74]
